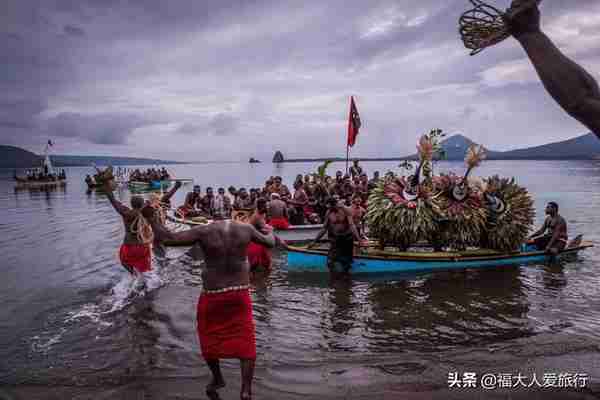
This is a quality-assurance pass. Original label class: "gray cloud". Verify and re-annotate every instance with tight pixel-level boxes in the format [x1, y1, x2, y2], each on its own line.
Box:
[64, 25, 85, 37]
[42, 112, 147, 145]
[0, 0, 598, 160]
[209, 113, 239, 137]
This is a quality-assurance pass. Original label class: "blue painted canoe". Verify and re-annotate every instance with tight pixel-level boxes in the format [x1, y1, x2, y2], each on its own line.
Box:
[286, 241, 593, 274]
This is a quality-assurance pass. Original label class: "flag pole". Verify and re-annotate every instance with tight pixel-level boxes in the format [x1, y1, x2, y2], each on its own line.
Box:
[345, 144, 349, 174]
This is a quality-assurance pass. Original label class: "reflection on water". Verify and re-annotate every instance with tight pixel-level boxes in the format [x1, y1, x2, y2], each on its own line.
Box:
[1, 161, 599, 386]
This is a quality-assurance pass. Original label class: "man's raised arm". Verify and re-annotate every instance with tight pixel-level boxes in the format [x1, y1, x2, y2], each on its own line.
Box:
[507, 1, 600, 137]
[142, 206, 204, 245]
[160, 181, 182, 203]
[103, 180, 129, 216]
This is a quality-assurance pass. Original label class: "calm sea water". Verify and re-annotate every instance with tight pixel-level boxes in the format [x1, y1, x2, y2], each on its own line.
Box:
[1, 160, 599, 396]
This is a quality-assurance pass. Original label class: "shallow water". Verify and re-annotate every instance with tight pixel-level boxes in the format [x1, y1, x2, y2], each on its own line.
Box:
[1, 160, 599, 393]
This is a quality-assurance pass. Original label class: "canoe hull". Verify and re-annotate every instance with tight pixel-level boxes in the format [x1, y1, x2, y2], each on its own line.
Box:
[286, 243, 593, 274]
[165, 211, 322, 244]
[128, 180, 172, 190]
[15, 179, 67, 189]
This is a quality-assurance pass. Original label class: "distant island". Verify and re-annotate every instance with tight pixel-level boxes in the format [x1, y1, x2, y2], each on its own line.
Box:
[0, 145, 182, 169]
[272, 133, 600, 162]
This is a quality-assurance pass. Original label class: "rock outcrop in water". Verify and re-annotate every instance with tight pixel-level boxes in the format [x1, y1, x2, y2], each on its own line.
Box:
[272, 151, 284, 163]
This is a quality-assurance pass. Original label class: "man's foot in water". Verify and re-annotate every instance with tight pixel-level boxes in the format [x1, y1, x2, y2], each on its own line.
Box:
[206, 377, 226, 396]
[240, 390, 252, 400]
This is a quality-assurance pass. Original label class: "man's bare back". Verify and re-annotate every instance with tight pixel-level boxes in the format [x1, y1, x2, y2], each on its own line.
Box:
[268, 198, 288, 220]
[144, 209, 275, 290]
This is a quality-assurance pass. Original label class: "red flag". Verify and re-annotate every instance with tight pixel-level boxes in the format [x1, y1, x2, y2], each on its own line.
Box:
[347, 96, 361, 147]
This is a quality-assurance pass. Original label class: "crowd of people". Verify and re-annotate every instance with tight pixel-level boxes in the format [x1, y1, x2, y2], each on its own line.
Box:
[177, 160, 379, 230]
[129, 167, 171, 183]
[18, 166, 66, 182]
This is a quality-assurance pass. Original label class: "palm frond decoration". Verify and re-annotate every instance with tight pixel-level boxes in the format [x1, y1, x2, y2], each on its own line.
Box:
[431, 173, 487, 250]
[481, 175, 535, 251]
[464, 144, 487, 172]
[366, 176, 439, 250]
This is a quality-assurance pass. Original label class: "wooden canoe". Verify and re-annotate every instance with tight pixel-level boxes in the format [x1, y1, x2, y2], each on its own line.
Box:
[165, 210, 323, 244]
[285, 241, 594, 274]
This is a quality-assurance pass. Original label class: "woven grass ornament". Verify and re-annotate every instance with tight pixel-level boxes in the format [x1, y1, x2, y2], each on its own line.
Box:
[459, 0, 541, 55]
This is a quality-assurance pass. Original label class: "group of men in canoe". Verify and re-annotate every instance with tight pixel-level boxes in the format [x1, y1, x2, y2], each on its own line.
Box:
[176, 161, 377, 230]
[100, 2, 600, 398]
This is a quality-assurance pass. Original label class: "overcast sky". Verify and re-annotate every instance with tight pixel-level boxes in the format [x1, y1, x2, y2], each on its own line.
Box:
[1, 0, 599, 161]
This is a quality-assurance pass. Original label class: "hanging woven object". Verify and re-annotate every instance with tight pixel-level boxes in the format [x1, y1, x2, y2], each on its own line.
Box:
[481, 175, 535, 251]
[366, 134, 439, 250]
[431, 144, 488, 250]
[459, 0, 542, 55]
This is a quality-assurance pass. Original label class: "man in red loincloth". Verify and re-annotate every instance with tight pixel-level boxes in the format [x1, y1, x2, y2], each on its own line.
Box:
[246, 198, 286, 271]
[267, 193, 290, 230]
[143, 206, 275, 400]
[103, 180, 154, 274]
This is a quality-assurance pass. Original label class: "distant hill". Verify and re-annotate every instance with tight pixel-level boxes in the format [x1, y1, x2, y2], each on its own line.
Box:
[0, 146, 43, 168]
[403, 132, 600, 160]
[274, 132, 600, 162]
[0, 145, 180, 168]
[50, 155, 180, 167]
[494, 133, 600, 160]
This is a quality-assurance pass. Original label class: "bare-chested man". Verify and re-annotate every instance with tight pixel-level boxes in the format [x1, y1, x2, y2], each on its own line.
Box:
[288, 181, 309, 226]
[528, 201, 568, 255]
[502, 0, 600, 137]
[178, 185, 203, 218]
[246, 198, 286, 271]
[268, 193, 290, 230]
[103, 180, 154, 275]
[349, 195, 367, 239]
[234, 188, 255, 210]
[309, 197, 361, 273]
[269, 176, 291, 200]
[142, 206, 275, 400]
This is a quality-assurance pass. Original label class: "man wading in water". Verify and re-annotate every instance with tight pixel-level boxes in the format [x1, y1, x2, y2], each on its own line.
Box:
[103, 180, 154, 275]
[142, 206, 275, 400]
[309, 197, 361, 273]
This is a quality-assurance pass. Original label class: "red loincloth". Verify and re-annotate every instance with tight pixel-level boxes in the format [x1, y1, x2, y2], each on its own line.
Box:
[196, 289, 256, 360]
[247, 242, 272, 270]
[119, 243, 151, 273]
[303, 205, 315, 218]
[269, 217, 290, 230]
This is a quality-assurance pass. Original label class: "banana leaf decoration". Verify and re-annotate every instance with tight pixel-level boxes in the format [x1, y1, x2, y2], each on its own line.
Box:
[480, 175, 535, 251]
[366, 134, 439, 250]
[431, 144, 488, 250]
[316, 160, 333, 179]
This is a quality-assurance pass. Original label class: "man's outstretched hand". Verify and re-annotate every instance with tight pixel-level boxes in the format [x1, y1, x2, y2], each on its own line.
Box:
[506, 0, 541, 38]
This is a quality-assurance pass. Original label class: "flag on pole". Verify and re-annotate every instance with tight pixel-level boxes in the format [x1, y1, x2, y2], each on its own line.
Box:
[347, 96, 361, 147]
[48, 140, 53, 147]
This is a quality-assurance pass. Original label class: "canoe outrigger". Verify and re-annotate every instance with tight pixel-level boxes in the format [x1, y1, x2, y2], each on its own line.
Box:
[165, 210, 324, 244]
[286, 239, 593, 274]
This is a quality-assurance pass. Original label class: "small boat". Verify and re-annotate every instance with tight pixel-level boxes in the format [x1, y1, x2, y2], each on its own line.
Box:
[249, 158, 261, 163]
[165, 210, 324, 244]
[14, 141, 67, 190]
[285, 240, 593, 274]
